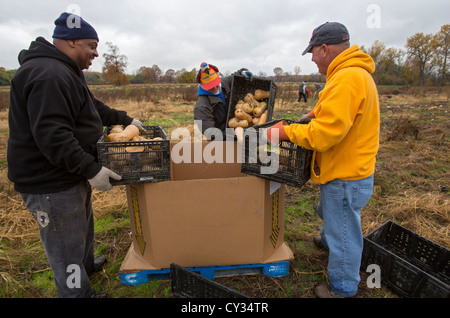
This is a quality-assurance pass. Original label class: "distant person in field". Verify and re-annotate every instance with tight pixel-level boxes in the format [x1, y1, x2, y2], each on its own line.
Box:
[7, 12, 143, 298]
[193, 62, 253, 139]
[298, 81, 308, 102]
[263, 22, 380, 298]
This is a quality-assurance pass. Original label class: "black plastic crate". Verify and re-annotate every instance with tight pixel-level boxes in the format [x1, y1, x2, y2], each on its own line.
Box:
[241, 119, 313, 188]
[226, 75, 277, 137]
[170, 264, 249, 298]
[361, 220, 449, 298]
[97, 125, 170, 185]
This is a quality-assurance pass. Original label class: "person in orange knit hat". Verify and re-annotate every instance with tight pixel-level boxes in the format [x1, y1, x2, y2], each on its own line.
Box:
[194, 62, 253, 139]
[263, 22, 380, 298]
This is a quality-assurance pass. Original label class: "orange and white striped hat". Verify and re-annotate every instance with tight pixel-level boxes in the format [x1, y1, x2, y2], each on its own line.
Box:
[197, 62, 221, 90]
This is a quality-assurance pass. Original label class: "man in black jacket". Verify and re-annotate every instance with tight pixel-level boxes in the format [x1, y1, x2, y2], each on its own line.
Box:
[7, 12, 142, 297]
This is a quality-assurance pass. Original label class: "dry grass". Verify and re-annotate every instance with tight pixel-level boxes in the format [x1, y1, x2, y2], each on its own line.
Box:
[0, 85, 448, 298]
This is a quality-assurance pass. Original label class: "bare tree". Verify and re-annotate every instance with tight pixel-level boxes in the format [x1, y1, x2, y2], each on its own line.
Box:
[433, 24, 450, 83]
[273, 67, 283, 81]
[367, 40, 403, 84]
[293, 66, 302, 80]
[163, 69, 175, 83]
[102, 42, 128, 86]
[405, 33, 436, 86]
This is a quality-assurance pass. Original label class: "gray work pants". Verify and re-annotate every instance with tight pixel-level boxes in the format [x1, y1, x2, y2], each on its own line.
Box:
[21, 180, 96, 298]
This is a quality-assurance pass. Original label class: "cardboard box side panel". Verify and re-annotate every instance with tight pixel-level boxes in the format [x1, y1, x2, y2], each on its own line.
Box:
[138, 177, 267, 268]
[125, 185, 155, 264]
[262, 183, 286, 260]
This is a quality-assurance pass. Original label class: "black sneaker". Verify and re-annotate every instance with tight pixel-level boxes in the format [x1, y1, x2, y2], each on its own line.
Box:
[313, 236, 326, 250]
[91, 290, 108, 298]
[88, 257, 107, 276]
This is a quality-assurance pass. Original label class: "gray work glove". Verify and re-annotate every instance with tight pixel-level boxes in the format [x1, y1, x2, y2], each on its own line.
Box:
[88, 167, 122, 191]
[131, 119, 144, 131]
[296, 114, 313, 124]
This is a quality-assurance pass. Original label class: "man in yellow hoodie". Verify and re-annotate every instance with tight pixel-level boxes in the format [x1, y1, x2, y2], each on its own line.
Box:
[264, 22, 380, 297]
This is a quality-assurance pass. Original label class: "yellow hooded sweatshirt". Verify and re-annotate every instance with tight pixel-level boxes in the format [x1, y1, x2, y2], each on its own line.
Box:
[284, 44, 380, 184]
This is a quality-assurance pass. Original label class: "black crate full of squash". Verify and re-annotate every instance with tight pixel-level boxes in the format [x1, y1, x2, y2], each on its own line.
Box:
[241, 119, 313, 188]
[97, 125, 170, 185]
[361, 220, 449, 298]
[226, 75, 277, 136]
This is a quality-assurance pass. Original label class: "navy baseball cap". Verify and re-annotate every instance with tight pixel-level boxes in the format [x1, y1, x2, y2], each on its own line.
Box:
[302, 22, 349, 55]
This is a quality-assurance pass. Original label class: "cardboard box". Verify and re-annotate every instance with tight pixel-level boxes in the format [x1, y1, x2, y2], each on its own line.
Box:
[120, 141, 293, 272]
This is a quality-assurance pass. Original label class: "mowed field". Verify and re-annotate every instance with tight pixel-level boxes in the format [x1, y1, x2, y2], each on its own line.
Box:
[0, 83, 448, 298]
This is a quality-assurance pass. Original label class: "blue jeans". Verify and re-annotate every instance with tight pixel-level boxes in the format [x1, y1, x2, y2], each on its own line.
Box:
[21, 181, 96, 298]
[316, 174, 374, 297]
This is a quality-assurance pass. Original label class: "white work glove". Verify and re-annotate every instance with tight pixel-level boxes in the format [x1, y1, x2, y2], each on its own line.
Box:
[131, 119, 144, 131]
[88, 167, 122, 191]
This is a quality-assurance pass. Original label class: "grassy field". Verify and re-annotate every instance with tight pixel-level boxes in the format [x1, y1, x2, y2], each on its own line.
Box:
[0, 83, 448, 298]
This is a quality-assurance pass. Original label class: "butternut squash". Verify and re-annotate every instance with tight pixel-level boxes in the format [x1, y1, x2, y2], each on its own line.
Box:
[125, 135, 147, 152]
[235, 127, 244, 144]
[228, 117, 249, 128]
[234, 100, 245, 110]
[236, 102, 253, 114]
[108, 125, 140, 142]
[110, 125, 124, 134]
[257, 110, 268, 125]
[253, 101, 267, 117]
[254, 89, 270, 100]
[235, 109, 253, 123]
[150, 137, 163, 150]
[244, 93, 260, 109]
[133, 136, 148, 141]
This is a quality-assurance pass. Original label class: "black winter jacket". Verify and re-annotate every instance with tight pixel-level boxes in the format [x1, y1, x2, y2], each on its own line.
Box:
[7, 37, 133, 194]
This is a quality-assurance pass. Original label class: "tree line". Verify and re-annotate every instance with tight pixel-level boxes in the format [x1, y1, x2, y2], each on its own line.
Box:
[0, 24, 448, 87]
[364, 24, 449, 86]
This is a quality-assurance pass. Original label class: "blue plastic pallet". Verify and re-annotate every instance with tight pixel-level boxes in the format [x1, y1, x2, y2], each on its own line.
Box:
[121, 260, 290, 285]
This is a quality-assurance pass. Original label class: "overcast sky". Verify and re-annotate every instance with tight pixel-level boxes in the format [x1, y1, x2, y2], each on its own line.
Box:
[1, 0, 449, 76]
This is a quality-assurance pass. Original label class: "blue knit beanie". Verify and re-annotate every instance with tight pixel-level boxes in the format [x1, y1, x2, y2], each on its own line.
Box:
[52, 12, 99, 41]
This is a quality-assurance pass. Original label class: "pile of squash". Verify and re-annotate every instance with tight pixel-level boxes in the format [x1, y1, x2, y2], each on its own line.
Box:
[228, 89, 270, 143]
[105, 125, 162, 152]
[103, 124, 164, 173]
